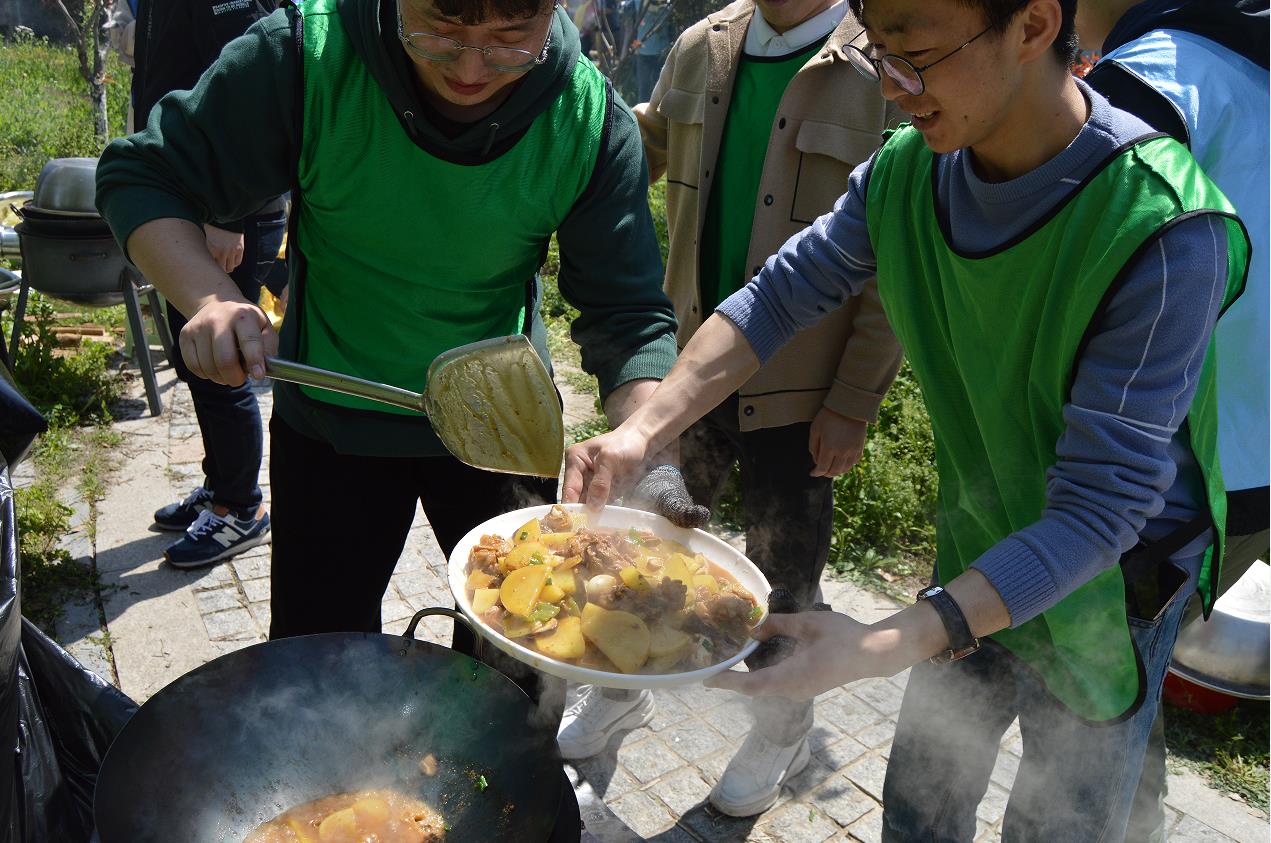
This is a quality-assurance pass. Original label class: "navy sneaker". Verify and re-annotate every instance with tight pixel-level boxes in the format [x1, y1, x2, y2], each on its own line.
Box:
[164, 508, 270, 569]
[154, 486, 214, 531]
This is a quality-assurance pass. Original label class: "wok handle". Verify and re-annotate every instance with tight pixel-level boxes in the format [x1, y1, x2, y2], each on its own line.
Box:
[263, 356, 426, 414]
[402, 607, 483, 661]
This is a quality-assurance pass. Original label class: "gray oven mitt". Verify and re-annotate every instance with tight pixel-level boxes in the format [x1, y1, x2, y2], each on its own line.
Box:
[625, 464, 711, 529]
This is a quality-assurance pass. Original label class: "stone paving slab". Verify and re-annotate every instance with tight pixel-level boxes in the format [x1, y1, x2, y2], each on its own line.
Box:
[40, 366, 1269, 842]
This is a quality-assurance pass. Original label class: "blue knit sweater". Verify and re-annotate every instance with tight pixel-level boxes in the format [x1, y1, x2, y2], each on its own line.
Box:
[718, 81, 1228, 626]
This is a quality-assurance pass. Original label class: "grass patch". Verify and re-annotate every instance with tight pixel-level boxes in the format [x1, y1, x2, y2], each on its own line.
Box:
[1166, 700, 1270, 813]
[0, 31, 131, 192]
[14, 482, 96, 635]
[824, 363, 937, 594]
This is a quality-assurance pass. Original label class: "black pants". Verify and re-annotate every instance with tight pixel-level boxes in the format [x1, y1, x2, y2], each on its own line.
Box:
[267, 416, 558, 702]
[679, 393, 835, 608]
[166, 212, 286, 512]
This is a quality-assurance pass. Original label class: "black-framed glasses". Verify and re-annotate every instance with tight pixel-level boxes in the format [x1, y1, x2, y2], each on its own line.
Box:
[845, 21, 997, 96]
[397, 8, 554, 73]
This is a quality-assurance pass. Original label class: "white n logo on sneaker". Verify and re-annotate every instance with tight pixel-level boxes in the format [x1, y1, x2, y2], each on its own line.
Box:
[210, 525, 243, 548]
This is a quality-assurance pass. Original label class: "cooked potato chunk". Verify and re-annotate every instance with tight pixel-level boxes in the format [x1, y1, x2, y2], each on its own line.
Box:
[501, 565, 549, 618]
[535, 615, 586, 659]
[648, 623, 691, 658]
[466, 569, 496, 590]
[503, 541, 551, 572]
[513, 518, 540, 545]
[471, 588, 500, 615]
[317, 807, 357, 840]
[581, 603, 650, 673]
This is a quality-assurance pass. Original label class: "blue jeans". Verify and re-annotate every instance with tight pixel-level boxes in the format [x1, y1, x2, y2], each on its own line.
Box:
[165, 212, 286, 513]
[880, 574, 1194, 843]
[635, 52, 665, 103]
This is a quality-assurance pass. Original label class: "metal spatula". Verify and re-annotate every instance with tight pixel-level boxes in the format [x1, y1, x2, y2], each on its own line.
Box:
[264, 335, 564, 478]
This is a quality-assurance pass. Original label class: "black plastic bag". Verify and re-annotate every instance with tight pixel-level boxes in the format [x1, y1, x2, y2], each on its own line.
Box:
[0, 362, 47, 471]
[0, 381, 137, 842]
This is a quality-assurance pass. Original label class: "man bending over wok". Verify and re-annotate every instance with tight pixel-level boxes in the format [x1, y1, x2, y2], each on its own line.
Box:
[96, 0, 710, 705]
[563, 0, 1249, 838]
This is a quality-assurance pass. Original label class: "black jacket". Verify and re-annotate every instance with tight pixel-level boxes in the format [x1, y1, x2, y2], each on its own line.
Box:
[132, 0, 286, 226]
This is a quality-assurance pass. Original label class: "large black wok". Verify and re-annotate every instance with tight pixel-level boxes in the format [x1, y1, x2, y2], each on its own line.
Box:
[94, 609, 567, 841]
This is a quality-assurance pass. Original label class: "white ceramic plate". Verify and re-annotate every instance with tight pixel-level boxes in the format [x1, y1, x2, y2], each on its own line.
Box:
[447, 503, 771, 689]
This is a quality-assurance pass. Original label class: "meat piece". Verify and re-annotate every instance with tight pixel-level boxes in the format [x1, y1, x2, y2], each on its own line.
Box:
[708, 592, 752, 623]
[540, 505, 572, 533]
[611, 577, 686, 622]
[469, 534, 513, 575]
[419, 753, 438, 776]
[582, 534, 634, 576]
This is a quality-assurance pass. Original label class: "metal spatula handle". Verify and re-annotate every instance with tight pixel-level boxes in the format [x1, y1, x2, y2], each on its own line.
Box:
[263, 356, 426, 414]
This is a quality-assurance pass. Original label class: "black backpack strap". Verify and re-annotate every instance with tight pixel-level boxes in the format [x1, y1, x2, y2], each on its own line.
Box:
[1086, 60, 1190, 148]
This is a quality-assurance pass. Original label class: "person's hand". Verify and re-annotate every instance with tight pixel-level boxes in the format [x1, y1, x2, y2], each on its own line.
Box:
[178, 299, 277, 386]
[203, 224, 245, 273]
[808, 407, 867, 477]
[562, 426, 653, 511]
[625, 464, 710, 528]
[705, 610, 906, 701]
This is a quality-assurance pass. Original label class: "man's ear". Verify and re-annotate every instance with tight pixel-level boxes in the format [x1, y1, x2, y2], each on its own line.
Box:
[1014, 0, 1064, 64]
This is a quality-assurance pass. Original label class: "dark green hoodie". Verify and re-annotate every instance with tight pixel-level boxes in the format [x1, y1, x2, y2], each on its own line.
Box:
[96, 1, 676, 457]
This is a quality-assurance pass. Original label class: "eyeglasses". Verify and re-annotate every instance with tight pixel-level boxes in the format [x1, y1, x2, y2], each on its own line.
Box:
[845, 21, 997, 96]
[397, 11, 553, 73]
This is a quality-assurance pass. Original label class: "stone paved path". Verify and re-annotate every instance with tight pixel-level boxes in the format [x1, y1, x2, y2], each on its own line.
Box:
[27, 362, 1269, 843]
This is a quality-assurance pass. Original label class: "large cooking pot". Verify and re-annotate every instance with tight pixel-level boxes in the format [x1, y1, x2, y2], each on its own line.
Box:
[1170, 560, 1270, 700]
[94, 609, 569, 842]
[15, 223, 127, 306]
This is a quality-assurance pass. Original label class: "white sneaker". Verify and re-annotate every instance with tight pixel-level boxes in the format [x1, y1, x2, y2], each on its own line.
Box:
[556, 685, 655, 760]
[709, 731, 811, 817]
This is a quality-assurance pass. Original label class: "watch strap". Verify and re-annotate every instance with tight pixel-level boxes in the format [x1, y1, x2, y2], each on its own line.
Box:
[918, 586, 979, 664]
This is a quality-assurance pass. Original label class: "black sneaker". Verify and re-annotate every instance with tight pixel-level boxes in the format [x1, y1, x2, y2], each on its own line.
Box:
[153, 486, 214, 531]
[164, 509, 270, 569]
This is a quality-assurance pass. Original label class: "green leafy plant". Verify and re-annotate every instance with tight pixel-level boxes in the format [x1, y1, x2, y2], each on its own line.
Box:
[827, 363, 938, 587]
[5, 292, 121, 426]
[14, 483, 95, 634]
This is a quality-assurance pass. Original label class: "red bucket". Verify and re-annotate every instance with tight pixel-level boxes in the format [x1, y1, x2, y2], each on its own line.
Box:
[1163, 671, 1239, 715]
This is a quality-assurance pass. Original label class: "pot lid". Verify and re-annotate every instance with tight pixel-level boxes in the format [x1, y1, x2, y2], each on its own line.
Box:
[32, 157, 100, 215]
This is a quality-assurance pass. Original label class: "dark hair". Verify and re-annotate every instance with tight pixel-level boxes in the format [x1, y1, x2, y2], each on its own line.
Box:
[430, 0, 553, 25]
[848, 0, 1079, 67]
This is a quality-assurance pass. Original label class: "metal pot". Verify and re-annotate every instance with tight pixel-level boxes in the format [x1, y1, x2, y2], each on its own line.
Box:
[31, 157, 100, 215]
[1170, 560, 1270, 700]
[15, 223, 127, 306]
[15, 204, 112, 237]
[94, 609, 573, 842]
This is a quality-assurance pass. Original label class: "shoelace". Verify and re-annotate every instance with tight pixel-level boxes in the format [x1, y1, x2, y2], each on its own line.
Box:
[180, 486, 212, 509]
[185, 508, 228, 540]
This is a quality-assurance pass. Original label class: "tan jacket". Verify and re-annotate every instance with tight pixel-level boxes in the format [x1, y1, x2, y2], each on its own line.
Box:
[635, 0, 904, 429]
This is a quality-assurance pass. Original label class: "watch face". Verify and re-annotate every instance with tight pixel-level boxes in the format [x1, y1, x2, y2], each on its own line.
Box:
[920, 585, 944, 599]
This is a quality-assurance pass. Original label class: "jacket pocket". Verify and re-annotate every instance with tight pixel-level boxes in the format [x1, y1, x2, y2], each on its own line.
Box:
[658, 88, 705, 190]
[791, 121, 882, 224]
[657, 88, 705, 125]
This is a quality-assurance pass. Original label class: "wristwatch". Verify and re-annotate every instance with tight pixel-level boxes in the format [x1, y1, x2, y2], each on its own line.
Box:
[916, 585, 980, 664]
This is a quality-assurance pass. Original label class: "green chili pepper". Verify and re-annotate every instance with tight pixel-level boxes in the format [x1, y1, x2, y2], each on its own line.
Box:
[747, 606, 764, 623]
[527, 602, 560, 623]
[476, 774, 488, 792]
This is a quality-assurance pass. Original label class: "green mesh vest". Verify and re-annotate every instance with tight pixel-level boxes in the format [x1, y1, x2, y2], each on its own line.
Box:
[866, 127, 1248, 721]
[288, 0, 604, 416]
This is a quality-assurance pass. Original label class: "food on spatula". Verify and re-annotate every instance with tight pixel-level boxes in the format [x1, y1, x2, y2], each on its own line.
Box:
[243, 789, 444, 843]
[465, 505, 763, 674]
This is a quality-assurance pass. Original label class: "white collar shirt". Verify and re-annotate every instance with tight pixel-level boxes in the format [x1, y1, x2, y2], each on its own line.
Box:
[742, 1, 848, 58]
